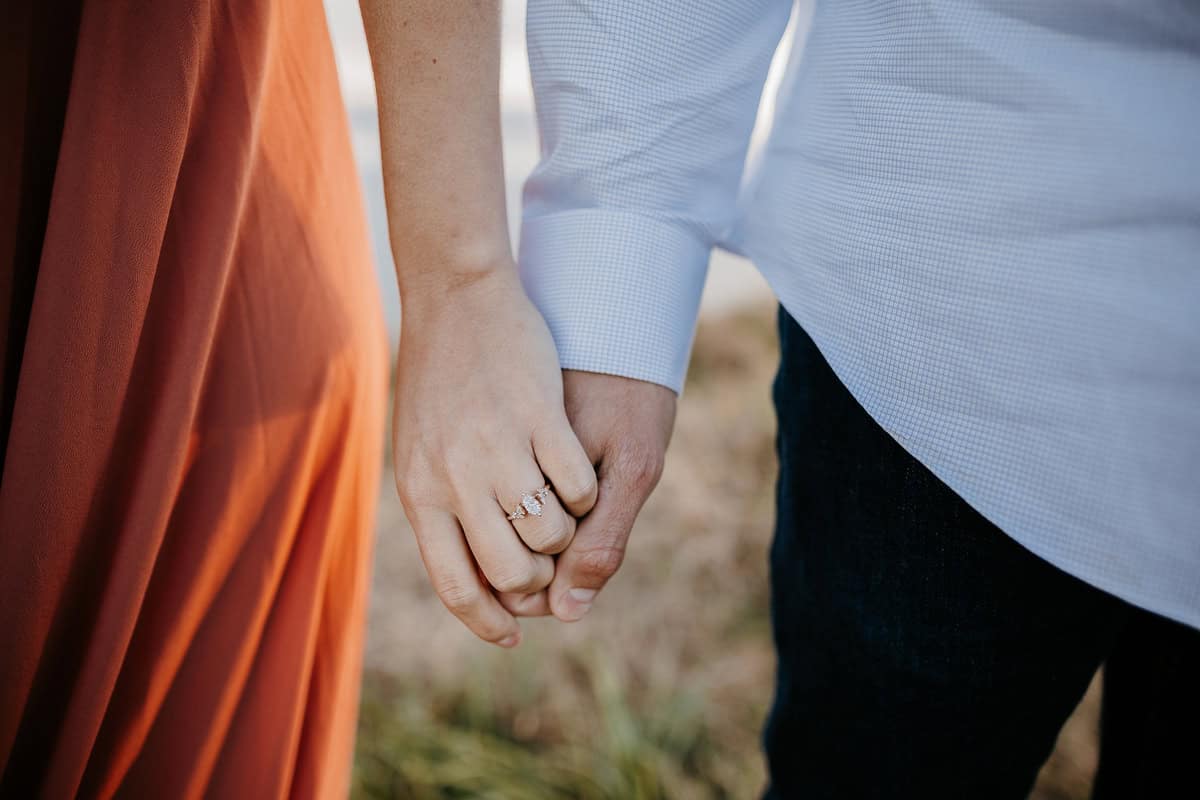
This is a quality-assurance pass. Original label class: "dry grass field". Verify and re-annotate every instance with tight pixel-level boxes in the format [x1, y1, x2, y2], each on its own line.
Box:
[354, 302, 1101, 799]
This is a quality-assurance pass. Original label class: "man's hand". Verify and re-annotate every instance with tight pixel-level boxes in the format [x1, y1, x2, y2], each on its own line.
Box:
[505, 370, 677, 622]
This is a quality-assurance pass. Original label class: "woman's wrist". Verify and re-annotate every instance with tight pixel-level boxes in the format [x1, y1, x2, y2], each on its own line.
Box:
[397, 257, 528, 331]
[397, 247, 517, 303]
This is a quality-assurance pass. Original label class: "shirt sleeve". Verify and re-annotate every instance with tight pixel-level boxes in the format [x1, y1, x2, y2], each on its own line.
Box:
[519, 0, 793, 394]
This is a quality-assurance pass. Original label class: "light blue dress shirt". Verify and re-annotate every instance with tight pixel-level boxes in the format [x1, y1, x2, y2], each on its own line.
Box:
[518, 0, 1200, 629]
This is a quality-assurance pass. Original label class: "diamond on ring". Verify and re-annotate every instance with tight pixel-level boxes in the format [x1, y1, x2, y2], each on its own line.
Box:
[507, 485, 551, 521]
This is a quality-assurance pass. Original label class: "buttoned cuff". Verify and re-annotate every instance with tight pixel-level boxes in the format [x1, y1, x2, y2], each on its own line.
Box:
[518, 210, 711, 395]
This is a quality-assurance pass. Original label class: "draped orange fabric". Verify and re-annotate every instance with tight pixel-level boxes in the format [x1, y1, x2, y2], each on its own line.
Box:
[0, 0, 388, 796]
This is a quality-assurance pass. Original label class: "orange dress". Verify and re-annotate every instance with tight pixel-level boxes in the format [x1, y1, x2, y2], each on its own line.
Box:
[0, 1, 388, 797]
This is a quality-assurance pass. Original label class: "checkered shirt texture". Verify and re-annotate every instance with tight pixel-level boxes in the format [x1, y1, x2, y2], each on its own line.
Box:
[519, 0, 1200, 629]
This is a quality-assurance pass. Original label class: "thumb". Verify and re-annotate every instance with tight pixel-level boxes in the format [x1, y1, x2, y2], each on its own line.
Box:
[548, 444, 663, 622]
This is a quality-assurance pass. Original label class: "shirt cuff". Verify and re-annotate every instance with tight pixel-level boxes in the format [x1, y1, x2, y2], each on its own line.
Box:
[518, 210, 711, 395]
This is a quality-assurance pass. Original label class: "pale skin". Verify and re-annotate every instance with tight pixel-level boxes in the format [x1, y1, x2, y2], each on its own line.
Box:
[360, 0, 677, 642]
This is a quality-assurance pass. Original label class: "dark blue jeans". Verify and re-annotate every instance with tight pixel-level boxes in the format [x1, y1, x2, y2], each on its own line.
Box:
[764, 309, 1199, 799]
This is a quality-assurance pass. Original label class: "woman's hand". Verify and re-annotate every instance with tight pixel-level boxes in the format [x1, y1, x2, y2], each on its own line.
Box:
[359, 0, 581, 645]
[392, 267, 598, 647]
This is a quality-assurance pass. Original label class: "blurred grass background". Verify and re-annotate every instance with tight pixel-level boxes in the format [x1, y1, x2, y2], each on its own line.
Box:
[354, 302, 1103, 800]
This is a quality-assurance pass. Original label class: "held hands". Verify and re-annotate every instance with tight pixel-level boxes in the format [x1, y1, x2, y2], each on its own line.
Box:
[392, 269, 598, 647]
[393, 270, 676, 645]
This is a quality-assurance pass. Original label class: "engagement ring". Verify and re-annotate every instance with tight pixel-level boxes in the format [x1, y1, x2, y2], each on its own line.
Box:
[506, 485, 552, 521]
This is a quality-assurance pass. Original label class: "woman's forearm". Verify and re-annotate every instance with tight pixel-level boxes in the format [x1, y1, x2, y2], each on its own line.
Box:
[361, 0, 598, 647]
[359, 0, 510, 301]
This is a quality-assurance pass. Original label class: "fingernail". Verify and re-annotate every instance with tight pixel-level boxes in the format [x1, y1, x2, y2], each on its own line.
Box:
[498, 632, 520, 648]
[561, 588, 597, 621]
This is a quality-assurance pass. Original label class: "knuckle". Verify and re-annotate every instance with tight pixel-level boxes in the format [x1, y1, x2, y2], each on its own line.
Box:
[490, 563, 539, 594]
[433, 577, 481, 614]
[396, 485, 431, 514]
[614, 442, 665, 489]
[556, 473, 598, 505]
[573, 541, 625, 582]
[392, 474, 419, 507]
[393, 448, 431, 491]
[445, 473, 477, 508]
[393, 473, 441, 513]
[534, 523, 572, 554]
